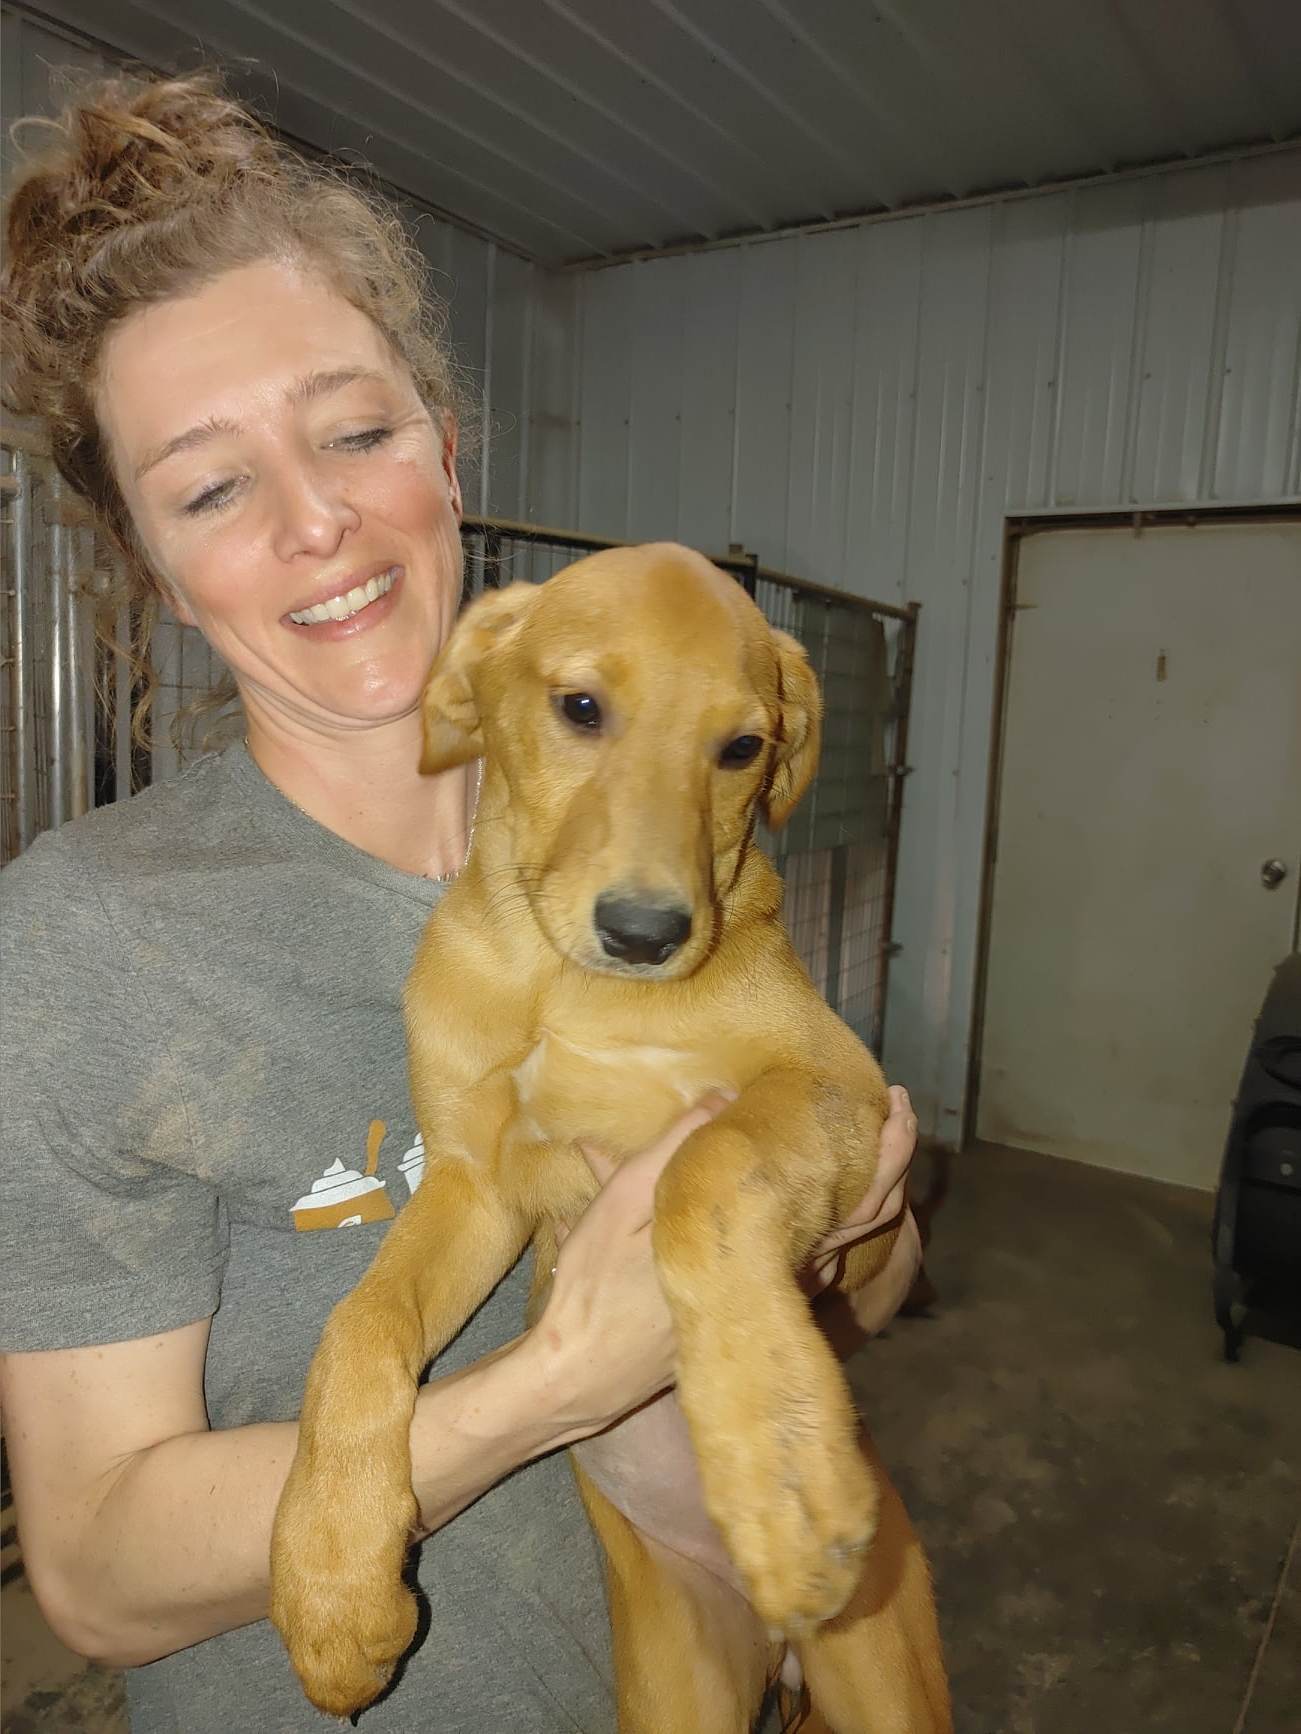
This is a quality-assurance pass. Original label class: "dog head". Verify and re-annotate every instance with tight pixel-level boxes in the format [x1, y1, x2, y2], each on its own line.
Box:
[420, 542, 821, 978]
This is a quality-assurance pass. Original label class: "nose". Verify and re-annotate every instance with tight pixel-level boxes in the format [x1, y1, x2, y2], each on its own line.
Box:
[594, 895, 693, 966]
[271, 461, 361, 564]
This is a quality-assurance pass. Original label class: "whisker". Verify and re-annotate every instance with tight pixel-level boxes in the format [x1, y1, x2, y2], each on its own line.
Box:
[462, 857, 595, 960]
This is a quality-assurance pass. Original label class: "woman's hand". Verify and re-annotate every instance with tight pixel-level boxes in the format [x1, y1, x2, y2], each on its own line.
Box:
[526, 1082, 921, 1440]
[526, 1093, 735, 1440]
[804, 1083, 919, 1292]
[804, 1084, 925, 1337]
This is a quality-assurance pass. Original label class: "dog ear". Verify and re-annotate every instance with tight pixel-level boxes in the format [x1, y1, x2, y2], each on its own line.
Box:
[420, 582, 537, 774]
[764, 630, 823, 828]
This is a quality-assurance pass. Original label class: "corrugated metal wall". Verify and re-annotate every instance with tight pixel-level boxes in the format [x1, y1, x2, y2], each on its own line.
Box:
[0, 5, 571, 526]
[549, 153, 1301, 1145]
[7, 5, 1299, 1145]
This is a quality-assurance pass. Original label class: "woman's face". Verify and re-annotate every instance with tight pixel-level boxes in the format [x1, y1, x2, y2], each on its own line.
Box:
[97, 258, 463, 738]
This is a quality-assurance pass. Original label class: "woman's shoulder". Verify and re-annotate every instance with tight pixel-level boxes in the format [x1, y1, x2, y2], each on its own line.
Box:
[1, 748, 238, 914]
[1, 751, 253, 1054]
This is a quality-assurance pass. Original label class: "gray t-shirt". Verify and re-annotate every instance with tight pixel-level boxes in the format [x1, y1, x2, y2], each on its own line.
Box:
[0, 742, 616, 1733]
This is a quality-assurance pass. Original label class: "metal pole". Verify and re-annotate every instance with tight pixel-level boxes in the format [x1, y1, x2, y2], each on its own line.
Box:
[483, 527, 503, 590]
[48, 483, 67, 828]
[128, 603, 152, 797]
[65, 512, 89, 819]
[11, 452, 33, 853]
[876, 602, 920, 1051]
[825, 843, 847, 1017]
[479, 243, 494, 521]
[726, 543, 759, 597]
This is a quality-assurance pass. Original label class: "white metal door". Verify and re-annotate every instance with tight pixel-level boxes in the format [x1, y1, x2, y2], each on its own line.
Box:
[977, 520, 1301, 1189]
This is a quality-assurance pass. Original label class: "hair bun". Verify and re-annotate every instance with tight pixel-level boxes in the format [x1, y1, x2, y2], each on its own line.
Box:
[7, 73, 274, 267]
[2, 73, 283, 429]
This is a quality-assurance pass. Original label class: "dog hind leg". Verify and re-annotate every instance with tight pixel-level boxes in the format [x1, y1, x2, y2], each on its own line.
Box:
[576, 1464, 777, 1733]
[794, 1435, 951, 1734]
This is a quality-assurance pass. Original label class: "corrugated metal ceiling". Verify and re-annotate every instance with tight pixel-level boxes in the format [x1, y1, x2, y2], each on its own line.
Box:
[18, 0, 1301, 266]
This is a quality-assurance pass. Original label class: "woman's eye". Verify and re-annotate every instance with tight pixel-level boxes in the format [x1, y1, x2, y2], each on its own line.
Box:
[178, 426, 391, 517]
[334, 426, 393, 452]
[183, 480, 237, 517]
[719, 733, 764, 768]
[557, 692, 602, 731]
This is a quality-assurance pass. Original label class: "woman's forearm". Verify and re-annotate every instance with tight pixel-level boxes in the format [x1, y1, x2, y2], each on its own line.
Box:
[62, 1335, 573, 1668]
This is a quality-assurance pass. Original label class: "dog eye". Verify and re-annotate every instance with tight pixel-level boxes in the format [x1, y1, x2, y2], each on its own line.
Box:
[558, 692, 602, 731]
[719, 734, 763, 768]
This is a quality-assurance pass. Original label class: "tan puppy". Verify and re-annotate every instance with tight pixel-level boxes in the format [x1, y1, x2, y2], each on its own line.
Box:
[271, 543, 950, 1732]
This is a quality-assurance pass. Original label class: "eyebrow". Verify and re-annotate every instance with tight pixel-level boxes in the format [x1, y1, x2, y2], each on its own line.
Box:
[133, 368, 391, 480]
[133, 415, 237, 481]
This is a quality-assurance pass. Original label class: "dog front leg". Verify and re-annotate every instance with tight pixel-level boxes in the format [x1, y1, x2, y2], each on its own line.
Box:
[271, 1154, 529, 1717]
[651, 1069, 892, 1642]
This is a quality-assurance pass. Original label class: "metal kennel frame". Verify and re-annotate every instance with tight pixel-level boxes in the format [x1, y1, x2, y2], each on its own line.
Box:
[1, 425, 105, 856]
[1, 430, 918, 1050]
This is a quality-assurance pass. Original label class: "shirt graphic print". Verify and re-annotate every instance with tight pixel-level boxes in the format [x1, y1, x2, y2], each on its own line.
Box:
[290, 1119, 425, 1230]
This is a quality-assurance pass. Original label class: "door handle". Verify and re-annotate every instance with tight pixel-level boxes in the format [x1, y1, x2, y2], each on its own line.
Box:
[1261, 858, 1288, 890]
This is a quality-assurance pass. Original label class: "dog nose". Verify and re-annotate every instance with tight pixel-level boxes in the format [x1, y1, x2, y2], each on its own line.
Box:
[594, 895, 693, 966]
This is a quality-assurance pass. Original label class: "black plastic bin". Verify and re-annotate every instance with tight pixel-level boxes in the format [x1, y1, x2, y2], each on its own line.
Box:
[1211, 952, 1301, 1361]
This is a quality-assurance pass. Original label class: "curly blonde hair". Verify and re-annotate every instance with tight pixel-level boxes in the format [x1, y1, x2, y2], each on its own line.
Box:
[2, 69, 472, 749]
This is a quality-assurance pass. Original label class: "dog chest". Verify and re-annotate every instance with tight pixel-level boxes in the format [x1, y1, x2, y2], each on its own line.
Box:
[509, 1029, 732, 1153]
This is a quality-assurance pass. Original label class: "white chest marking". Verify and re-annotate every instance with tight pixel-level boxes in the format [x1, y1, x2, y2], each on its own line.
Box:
[511, 1030, 727, 1110]
[510, 1034, 551, 1103]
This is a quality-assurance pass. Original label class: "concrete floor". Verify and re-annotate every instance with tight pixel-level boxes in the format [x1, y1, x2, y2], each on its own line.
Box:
[2, 1485, 125, 1733]
[854, 1141, 1300, 1734]
[3, 1140, 1297, 1732]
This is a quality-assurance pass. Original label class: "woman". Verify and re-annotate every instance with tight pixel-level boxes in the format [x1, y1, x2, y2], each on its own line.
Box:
[0, 73, 923, 1733]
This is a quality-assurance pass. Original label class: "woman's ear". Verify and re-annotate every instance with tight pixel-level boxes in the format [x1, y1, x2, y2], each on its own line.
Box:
[763, 630, 822, 828]
[439, 415, 463, 522]
[420, 582, 536, 774]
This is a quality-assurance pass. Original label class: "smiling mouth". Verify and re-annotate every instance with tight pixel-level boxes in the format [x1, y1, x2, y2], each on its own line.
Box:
[289, 566, 399, 626]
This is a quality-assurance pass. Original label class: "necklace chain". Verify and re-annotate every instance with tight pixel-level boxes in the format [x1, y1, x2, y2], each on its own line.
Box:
[428, 759, 482, 885]
[241, 735, 481, 885]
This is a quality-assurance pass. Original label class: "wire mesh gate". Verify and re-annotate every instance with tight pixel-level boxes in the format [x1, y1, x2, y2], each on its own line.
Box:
[2, 435, 917, 1051]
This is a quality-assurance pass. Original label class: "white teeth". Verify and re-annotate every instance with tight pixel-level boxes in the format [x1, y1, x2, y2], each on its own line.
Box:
[290, 567, 397, 626]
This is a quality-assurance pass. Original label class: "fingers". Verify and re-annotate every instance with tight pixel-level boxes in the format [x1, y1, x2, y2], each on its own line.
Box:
[577, 1143, 617, 1188]
[805, 1084, 918, 1267]
[558, 1090, 737, 1245]
[576, 1089, 735, 1187]
[854, 1084, 919, 1224]
[817, 1182, 908, 1257]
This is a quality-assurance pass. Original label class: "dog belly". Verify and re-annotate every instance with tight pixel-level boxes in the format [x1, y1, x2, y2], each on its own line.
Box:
[576, 1399, 808, 1691]
[512, 1031, 733, 1156]
[572, 1390, 744, 1594]
[514, 1032, 744, 1587]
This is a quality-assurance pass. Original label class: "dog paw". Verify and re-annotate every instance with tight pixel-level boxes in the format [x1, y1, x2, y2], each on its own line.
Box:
[280, 1573, 418, 1718]
[683, 1347, 878, 1634]
[271, 1472, 419, 1716]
